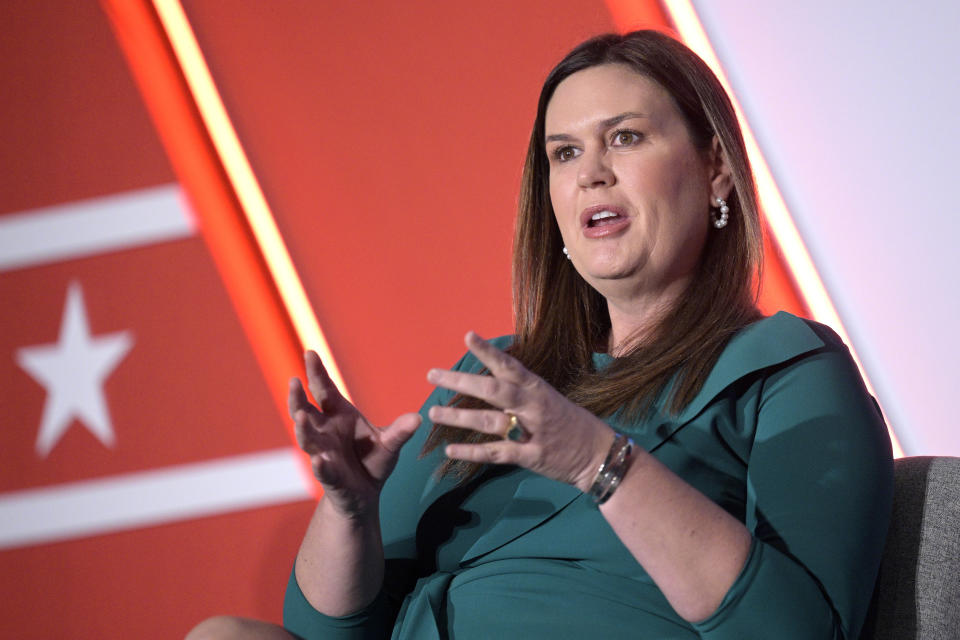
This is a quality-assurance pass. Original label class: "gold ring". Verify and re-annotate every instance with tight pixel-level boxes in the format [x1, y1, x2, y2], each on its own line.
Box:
[503, 412, 529, 442]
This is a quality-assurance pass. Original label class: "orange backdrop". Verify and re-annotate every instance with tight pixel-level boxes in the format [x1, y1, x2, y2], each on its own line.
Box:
[0, 2, 805, 638]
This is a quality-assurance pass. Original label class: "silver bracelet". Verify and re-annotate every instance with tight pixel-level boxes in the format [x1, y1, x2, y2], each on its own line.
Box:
[587, 433, 635, 505]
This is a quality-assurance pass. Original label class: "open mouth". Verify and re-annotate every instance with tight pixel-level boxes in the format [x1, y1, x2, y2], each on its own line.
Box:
[587, 210, 623, 227]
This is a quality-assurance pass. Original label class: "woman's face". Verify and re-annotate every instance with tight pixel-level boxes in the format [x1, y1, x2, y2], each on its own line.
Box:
[545, 64, 728, 305]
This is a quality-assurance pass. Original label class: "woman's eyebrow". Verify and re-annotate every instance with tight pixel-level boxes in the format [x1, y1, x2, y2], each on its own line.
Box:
[545, 111, 650, 144]
[600, 111, 649, 128]
[545, 132, 576, 144]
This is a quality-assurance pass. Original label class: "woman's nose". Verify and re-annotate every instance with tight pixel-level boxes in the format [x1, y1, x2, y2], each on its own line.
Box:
[576, 149, 616, 188]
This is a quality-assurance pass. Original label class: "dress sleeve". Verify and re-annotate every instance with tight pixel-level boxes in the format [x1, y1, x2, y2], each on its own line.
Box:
[282, 349, 476, 639]
[694, 341, 893, 640]
[283, 572, 399, 640]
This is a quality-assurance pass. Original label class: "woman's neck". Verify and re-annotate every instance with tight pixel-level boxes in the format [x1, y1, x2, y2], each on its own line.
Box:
[603, 278, 689, 356]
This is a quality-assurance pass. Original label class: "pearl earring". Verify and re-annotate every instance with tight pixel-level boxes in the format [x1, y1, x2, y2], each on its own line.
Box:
[712, 197, 729, 229]
[562, 246, 571, 260]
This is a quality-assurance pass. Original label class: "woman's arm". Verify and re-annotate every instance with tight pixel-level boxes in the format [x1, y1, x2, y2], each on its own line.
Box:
[288, 351, 421, 616]
[294, 498, 387, 617]
[430, 331, 891, 636]
[596, 448, 752, 622]
[688, 344, 893, 639]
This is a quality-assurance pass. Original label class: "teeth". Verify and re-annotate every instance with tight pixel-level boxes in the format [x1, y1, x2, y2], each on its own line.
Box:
[590, 210, 619, 221]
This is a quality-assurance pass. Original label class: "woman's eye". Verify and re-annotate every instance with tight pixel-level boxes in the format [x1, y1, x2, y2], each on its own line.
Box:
[612, 130, 641, 146]
[553, 146, 579, 162]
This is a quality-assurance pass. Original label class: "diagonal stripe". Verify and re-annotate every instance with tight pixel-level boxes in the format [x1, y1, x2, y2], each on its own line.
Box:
[0, 447, 311, 549]
[0, 184, 195, 273]
[102, 0, 322, 498]
[151, 0, 350, 402]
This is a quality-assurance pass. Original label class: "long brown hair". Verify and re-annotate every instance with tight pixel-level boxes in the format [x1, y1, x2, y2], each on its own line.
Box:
[424, 30, 763, 480]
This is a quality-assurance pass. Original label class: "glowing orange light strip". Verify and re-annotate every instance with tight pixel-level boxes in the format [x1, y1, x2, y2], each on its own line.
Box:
[151, 0, 351, 401]
[102, 0, 323, 494]
[658, 0, 903, 457]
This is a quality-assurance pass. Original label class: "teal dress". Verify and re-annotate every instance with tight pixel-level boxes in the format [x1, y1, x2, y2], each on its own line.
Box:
[284, 312, 893, 639]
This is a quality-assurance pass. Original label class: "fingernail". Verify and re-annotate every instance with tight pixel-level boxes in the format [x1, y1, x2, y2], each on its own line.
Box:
[427, 369, 439, 382]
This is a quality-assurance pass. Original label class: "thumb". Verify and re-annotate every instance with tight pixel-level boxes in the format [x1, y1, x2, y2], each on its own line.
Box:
[380, 412, 422, 453]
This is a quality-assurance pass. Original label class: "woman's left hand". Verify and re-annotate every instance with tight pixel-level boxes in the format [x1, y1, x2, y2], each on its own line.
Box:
[427, 331, 614, 491]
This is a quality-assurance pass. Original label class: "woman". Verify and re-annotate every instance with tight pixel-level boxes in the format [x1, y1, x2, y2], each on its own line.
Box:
[189, 30, 892, 639]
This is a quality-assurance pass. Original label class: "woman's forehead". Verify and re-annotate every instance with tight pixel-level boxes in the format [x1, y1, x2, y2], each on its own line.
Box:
[545, 65, 673, 134]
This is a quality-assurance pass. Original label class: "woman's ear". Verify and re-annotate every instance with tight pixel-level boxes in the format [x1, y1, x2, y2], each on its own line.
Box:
[707, 135, 734, 203]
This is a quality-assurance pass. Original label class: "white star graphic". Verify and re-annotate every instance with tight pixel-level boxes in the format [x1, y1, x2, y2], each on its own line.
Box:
[16, 281, 134, 458]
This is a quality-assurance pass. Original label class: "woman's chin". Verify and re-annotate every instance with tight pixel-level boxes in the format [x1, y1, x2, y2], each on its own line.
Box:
[581, 268, 647, 298]
[580, 259, 645, 283]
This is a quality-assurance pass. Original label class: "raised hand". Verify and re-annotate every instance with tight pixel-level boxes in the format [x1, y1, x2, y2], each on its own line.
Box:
[290, 351, 421, 518]
[426, 332, 614, 491]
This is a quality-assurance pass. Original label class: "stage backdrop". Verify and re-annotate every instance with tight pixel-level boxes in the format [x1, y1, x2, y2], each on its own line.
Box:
[2, 1, 954, 638]
[0, 1, 636, 637]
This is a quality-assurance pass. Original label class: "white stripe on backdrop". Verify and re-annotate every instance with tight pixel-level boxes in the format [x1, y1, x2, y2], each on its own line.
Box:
[0, 448, 310, 549]
[0, 184, 195, 272]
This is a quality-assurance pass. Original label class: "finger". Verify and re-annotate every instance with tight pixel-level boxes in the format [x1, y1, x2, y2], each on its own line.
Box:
[426, 368, 520, 409]
[288, 377, 313, 420]
[293, 412, 345, 485]
[293, 409, 336, 454]
[379, 412, 422, 453]
[463, 331, 533, 386]
[290, 380, 325, 426]
[292, 409, 313, 451]
[445, 440, 519, 466]
[428, 405, 509, 437]
[304, 350, 350, 413]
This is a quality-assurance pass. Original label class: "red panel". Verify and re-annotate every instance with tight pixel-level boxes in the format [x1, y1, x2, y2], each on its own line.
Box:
[0, 2, 171, 213]
[604, 0, 674, 31]
[179, 1, 620, 425]
[0, 3, 312, 637]
[0, 501, 314, 639]
[100, 0, 308, 431]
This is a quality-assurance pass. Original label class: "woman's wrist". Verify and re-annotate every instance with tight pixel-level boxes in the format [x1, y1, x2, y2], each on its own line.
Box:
[319, 492, 381, 528]
[573, 425, 617, 493]
[587, 433, 636, 504]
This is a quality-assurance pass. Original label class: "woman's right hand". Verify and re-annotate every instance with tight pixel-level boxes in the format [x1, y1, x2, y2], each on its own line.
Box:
[289, 350, 422, 519]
